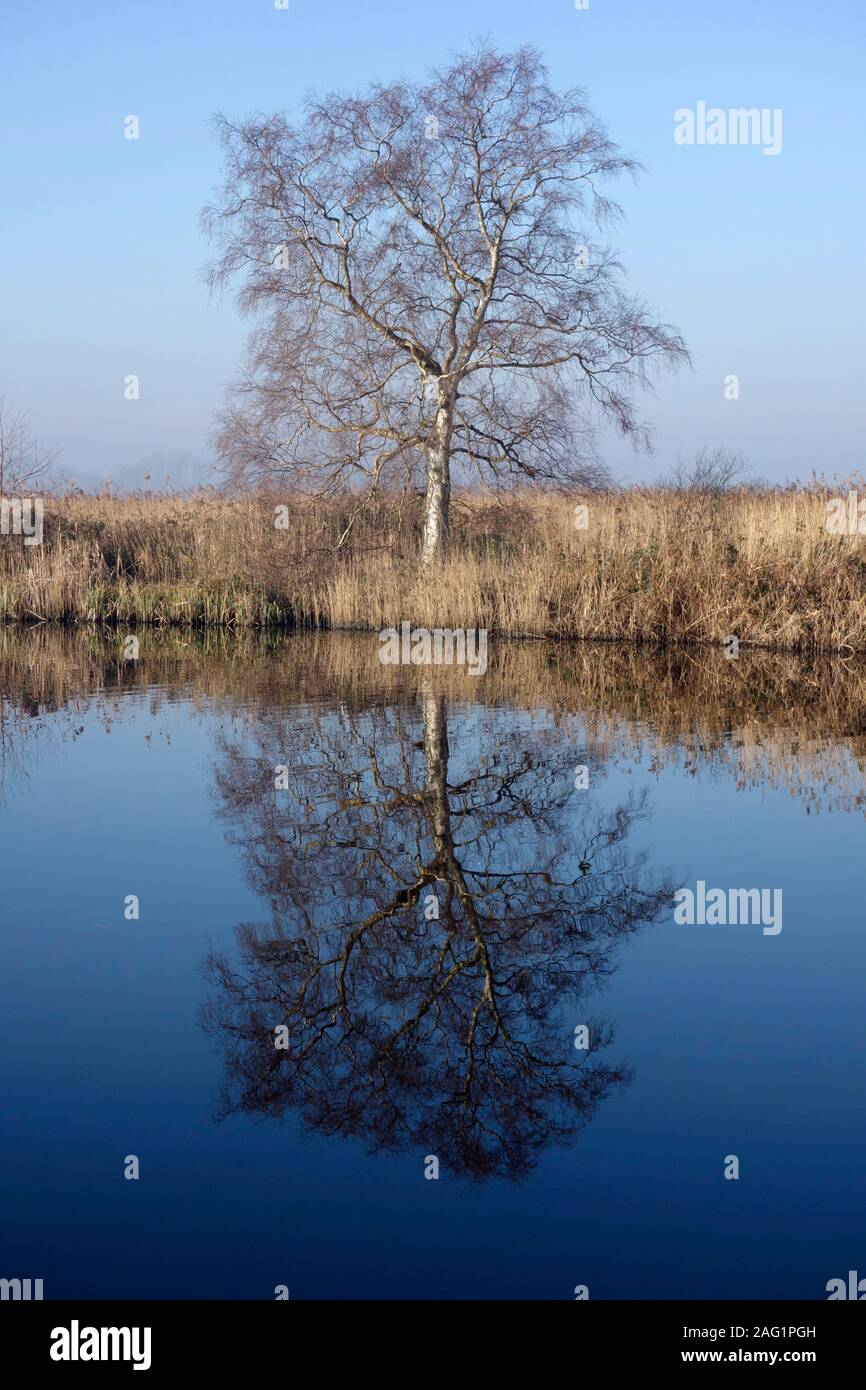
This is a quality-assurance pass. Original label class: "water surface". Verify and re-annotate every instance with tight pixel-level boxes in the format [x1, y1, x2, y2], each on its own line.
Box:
[1, 630, 864, 1299]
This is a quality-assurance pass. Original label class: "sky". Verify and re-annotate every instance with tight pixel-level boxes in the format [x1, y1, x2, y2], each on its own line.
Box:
[1, 0, 863, 486]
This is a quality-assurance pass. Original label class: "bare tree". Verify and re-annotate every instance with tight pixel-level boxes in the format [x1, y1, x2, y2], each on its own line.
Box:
[663, 446, 751, 495]
[203, 43, 688, 564]
[0, 398, 55, 495]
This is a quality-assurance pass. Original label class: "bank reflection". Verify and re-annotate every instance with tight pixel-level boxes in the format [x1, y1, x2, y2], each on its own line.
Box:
[202, 686, 672, 1181]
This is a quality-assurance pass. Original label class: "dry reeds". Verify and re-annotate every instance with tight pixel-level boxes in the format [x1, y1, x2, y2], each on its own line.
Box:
[2, 486, 865, 651]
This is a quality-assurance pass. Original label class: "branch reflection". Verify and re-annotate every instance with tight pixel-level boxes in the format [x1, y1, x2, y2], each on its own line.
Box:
[202, 687, 672, 1181]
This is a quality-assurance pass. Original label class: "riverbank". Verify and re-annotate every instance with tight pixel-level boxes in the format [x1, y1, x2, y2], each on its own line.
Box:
[2, 487, 864, 651]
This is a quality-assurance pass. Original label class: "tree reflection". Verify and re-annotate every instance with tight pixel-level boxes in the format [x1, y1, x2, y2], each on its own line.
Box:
[201, 688, 672, 1181]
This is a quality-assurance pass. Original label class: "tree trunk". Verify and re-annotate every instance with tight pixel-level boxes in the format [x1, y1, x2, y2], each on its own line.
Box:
[420, 389, 453, 566]
[422, 686, 451, 853]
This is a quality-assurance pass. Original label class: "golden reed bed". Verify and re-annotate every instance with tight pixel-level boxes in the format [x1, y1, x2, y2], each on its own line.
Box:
[2, 487, 866, 651]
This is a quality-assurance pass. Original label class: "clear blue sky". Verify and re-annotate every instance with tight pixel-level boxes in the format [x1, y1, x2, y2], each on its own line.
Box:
[1, 0, 863, 484]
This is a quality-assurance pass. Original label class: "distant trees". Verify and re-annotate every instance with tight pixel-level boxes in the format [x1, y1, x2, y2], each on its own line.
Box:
[204, 43, 687, 564]
[663, 447, 751, 495]
[0, 398, 54, 495]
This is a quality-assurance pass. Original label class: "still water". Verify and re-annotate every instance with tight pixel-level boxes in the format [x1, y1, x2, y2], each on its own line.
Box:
[1, 629, 864, 1299]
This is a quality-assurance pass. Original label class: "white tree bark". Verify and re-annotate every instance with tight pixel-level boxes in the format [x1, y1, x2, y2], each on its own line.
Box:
[420, 387, 454, 567]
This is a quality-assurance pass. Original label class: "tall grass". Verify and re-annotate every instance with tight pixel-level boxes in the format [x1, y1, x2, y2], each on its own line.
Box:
[2, 486, 865, 651]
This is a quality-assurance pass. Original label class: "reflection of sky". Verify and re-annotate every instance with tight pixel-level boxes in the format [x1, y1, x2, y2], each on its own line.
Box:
[1, 680, 864, 1298]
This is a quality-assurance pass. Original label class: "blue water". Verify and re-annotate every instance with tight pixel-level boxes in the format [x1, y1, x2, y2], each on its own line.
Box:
[1, 632, 864, 1299]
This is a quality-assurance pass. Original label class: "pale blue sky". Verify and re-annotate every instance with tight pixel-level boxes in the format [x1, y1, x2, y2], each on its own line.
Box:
[1, 0, 863, 484]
